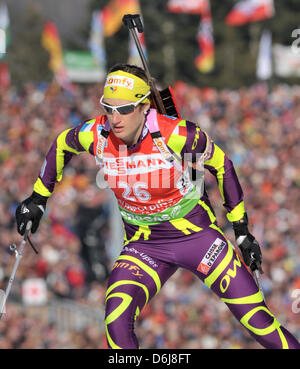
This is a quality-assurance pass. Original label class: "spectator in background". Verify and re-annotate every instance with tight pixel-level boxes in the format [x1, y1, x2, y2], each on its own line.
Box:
[1, 79, 300, 348]
[75, 186, 110, 283]
[13, 63, 300, 349]
[0, 82, 111, 348]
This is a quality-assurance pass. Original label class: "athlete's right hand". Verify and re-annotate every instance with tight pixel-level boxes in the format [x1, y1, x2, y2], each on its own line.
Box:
[15, 192, 48, 235]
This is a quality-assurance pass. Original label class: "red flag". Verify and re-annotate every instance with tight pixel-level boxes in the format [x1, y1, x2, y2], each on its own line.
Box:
[226, 0, 275, 26]
[167, 0, 208, 14]
[102, 0, 140, 37]
[194, 13, 214, 73]
[0, 62, 10, 88]
[167, 0, 214, 73]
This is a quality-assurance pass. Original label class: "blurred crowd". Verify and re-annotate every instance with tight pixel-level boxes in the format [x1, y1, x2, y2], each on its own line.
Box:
[0, 79, 300, 349]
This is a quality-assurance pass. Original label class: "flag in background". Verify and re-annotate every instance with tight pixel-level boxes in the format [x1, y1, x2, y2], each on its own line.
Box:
[226, 0, 275, 26]
[126, 1, 147, 67]
[102, 0, 140, 37]
[41, 21, 75, 93]
[41, 21, 64, 72]
[256, 29, 272, 80]
[194, 12, 214, 73]
[0, 2, 10, 87]
[89, 10, 106, 69]
[167, 0, 208, 14]
[0, 61, 9, 87]
[166, 0, 214, 73]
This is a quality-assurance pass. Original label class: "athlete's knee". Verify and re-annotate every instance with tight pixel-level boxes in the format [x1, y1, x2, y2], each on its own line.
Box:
[239, 304, 300, 349]
[104, 282, 148, 349]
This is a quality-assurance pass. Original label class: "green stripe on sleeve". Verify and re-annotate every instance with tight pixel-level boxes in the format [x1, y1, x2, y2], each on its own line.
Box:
[226, 201, 245, 222]
[166, 120, 187, 157]
[56, 129, 80, 182]
[78, 130, 94, 153]
[33, 178, 52, 197]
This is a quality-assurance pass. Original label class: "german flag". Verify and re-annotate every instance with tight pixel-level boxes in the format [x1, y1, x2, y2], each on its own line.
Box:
[41, 21, 63, 72]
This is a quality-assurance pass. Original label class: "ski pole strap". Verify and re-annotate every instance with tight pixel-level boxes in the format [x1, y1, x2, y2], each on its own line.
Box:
[27, 236, 38, 254]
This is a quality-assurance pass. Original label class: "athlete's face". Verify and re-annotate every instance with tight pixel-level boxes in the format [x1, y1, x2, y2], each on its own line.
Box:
[102, 98, 150, 146]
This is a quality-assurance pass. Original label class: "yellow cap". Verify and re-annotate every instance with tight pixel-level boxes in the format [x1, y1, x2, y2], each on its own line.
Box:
[103, 70, 150, 103]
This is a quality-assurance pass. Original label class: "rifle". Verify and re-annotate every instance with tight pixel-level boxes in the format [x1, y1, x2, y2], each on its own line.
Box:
[122, 14, 181, 119]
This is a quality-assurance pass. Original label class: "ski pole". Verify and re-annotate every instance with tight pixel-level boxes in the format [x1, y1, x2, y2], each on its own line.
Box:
[0, 221, 32, 320]
[250, 252, 265, 299]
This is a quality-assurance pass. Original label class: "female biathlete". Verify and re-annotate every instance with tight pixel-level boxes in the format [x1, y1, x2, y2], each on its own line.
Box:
[16, 64, 300, 349]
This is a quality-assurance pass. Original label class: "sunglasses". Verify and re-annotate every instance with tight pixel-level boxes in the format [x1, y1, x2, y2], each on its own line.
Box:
[99, 91, 151, 115]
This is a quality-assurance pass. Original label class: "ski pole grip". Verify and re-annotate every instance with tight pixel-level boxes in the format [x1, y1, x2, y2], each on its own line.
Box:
[26, 220, 32, 231]
[123, 14, 144, 33]
[250, 252, 264, 275]
[24, 220, 32, 241]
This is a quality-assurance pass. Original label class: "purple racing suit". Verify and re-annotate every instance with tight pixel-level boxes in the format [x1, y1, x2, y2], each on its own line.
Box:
[32, 112, 300, 349]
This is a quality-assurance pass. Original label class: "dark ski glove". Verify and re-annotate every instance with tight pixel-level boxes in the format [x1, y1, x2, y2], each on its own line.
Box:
[232, 213, 263, 273]
[16, 192, 48, 235]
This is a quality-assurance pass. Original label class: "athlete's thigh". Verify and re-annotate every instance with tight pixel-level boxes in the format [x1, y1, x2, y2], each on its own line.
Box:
[105, 244, 178, 328]
[173, 224, 258, 300]
[106, 246, 177, 299]
[174, 224, 273, 329]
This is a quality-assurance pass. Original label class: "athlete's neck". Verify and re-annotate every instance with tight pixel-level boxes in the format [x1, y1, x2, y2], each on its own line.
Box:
[124, 118, 147, 147]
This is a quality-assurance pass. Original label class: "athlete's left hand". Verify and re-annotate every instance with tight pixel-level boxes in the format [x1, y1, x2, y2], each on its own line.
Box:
[232, 214, 263, 274]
